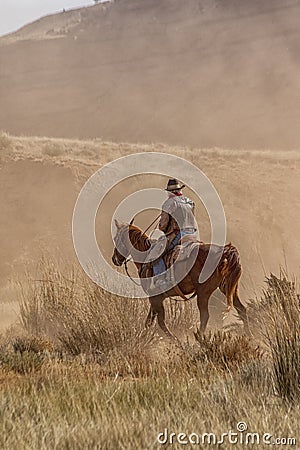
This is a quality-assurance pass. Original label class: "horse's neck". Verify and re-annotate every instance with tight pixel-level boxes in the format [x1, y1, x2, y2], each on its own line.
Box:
[129, 227, 151, 252]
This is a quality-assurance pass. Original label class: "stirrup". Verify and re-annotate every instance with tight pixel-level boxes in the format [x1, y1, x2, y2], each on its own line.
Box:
[155, 277, 168, 287]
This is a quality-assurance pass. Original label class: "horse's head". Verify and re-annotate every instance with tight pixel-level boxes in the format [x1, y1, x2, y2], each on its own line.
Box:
[112, 218, 132, 266]
[112, 218, 151, 267]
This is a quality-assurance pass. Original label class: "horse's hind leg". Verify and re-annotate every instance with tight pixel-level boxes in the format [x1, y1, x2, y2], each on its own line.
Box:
[233, 291, 251, 335]
[196, 289, 210, 334]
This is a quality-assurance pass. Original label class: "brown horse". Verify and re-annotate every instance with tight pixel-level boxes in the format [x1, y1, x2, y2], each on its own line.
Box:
[112, 220, 250, 339]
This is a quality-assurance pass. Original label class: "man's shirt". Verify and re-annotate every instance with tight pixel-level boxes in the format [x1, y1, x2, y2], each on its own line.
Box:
[159, 194, 196, 233]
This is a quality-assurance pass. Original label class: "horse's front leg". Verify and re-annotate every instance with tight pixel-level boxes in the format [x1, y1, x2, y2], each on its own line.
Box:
[149, 295, 178, 341]
[145, 304, 156, 328]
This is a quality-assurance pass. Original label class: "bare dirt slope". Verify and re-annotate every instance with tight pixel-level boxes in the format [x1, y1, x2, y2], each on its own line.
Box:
[1, 135, 299, 326]
[1, 0, 300, 149]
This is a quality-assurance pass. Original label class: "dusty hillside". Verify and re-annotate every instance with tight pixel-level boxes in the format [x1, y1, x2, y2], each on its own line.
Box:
[1, 133, 300, 331]
[1, 0, 300, 149]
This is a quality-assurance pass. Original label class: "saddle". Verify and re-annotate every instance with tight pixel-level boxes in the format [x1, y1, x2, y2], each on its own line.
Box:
[140, 234, 200, 279]
[139, 234, 201, 300]
[164, 234, 200, 269]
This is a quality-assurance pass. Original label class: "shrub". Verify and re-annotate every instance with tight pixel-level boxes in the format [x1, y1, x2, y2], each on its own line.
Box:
[42, 142, 62, 157]
[193, 330, 263, 371]
[0, 131, 11, 150]
[0, 131, 12, 162]
[18, 260, 156, 358]
[263, 273, 300, 402]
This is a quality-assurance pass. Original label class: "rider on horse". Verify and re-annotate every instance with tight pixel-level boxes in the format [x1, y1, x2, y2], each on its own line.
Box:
[152, 178, 197, 287]
[112, 180, 249, 336]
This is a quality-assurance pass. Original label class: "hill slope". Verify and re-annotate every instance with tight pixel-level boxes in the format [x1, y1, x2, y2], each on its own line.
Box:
[1, 0, 300, 148]
[1, 134, 300, 298]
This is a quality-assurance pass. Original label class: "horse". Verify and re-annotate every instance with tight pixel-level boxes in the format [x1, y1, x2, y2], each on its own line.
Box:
[112, 219, 250, 339]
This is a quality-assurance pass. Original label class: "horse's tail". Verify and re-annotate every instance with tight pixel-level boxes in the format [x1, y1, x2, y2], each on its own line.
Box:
[218, 243, 242, 312]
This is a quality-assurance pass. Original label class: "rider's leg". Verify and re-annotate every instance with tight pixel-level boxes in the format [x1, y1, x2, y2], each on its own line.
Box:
[152, 232, 181, 287]
[168, 232, 182, 252]
[152, 258, 167, 287]
[153, 258, 166, 276]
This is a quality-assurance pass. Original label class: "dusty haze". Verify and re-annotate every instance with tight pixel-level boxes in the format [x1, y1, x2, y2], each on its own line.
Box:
[1, 0, 300, 148]
[0, 0, 300, 328]
[1, 136, 300, 330]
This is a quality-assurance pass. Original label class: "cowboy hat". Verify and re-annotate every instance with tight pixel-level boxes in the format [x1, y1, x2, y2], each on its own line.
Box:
[165, 178, 185, 191]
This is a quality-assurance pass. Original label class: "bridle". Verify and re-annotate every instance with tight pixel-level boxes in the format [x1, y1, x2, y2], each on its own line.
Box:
[114, 214, 161, 286]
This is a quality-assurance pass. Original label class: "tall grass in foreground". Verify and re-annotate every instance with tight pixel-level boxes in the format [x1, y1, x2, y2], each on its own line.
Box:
[18, 260, 156, 358]
[262, 273, 300, 402]
[0, 263, 298, 449]
[13, 263, 300, 396]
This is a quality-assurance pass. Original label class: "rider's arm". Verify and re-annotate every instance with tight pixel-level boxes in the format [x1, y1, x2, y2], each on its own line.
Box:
[159, 198, 177, 232]
[158, 210, 170, 232]
[192, 201, 195, 215]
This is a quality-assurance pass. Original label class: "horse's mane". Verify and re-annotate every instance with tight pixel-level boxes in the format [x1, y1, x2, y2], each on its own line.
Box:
[128, 225, 151, 252]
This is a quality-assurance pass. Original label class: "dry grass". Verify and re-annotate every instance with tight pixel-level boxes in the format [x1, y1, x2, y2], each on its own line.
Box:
[0, 131, 12, 162]
[263, 274, 300, 402]
[42, 142, 63, 157]
[3, 133, 300, 168]
[18, 260, 156, 359]
[0, 263, 299, 449]
[193, 330, 263, 371]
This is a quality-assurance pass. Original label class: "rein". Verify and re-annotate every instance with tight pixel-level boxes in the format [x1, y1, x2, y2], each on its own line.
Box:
[122, 214, 161, 287]
[130, 213, 161, 249]
[124, 258, 141, 286]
